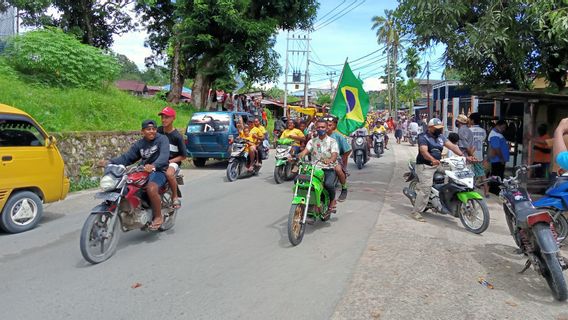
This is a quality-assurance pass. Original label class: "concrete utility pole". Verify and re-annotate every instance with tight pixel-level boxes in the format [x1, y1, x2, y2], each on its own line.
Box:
[283, 31, 290, 117]
[326, 71, 337, 91]
[283, 33, 310, 115]
[303, 32, 311, 109]
[426, 61, 431, 119]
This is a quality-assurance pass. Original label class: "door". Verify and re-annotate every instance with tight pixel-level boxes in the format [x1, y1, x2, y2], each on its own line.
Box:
[0, 116, 63, 203]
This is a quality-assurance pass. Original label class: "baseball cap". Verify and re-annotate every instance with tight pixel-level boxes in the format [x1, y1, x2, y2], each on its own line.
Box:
[141, 119, 157, 129]
[428, 118, 444, 129]
[158, 106, 176, 118]
[456, 114, 469, 124]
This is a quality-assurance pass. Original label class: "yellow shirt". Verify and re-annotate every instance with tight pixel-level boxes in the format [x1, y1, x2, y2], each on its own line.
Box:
[373, 125, 386, 133]
[280, 128, 305, 146]
[240, 133, 255, 152]
[250, 125, 266, 144]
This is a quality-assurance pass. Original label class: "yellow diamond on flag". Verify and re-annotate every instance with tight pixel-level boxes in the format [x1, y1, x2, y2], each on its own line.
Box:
[341, 86, 364, 123]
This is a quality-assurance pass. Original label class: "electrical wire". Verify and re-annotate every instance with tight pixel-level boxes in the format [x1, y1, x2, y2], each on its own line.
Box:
[314, 0, 347, 24]
[314, 0, 367, 31]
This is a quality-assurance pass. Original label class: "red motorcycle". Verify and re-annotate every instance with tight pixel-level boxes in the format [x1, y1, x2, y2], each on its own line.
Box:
[79, 164, 182, 264]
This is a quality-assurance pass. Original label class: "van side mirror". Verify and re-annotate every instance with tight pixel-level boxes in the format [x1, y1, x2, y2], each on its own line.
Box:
[46, 135, 57, 147]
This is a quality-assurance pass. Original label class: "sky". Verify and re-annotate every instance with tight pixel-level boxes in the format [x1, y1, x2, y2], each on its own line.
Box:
[111, 0, 445, 92]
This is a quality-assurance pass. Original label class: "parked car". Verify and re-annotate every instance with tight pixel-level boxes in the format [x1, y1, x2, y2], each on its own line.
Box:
[185, 111, 253, 167]
[0, 104, 70, 233]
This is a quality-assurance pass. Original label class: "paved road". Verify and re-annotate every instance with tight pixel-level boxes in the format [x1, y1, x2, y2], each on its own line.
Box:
[333, 142, 568, 319]
[1, 150, 393, 320]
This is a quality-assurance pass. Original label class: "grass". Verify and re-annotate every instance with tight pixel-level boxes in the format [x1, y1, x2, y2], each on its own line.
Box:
[0, 59, 194, 132]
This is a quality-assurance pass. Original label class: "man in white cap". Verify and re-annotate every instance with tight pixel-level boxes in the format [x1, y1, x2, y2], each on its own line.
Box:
[411, 118, 472, 222]
[456, 114, 474, 156]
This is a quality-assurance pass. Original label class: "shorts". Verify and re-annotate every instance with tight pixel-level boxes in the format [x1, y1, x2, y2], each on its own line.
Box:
[472, 162, 485, 178]
[168, 162, 180, 172]
[148, 171, 167, 187]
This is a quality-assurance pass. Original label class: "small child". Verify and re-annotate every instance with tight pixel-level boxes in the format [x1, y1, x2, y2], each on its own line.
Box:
[447, 132, 460, 158]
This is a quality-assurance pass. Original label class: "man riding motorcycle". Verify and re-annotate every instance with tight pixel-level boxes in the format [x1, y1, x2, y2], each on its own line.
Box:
[101, 119, 170, 230]
[250, 117, 268, 161]
[279, 120, 305, 155]
[325, 115, 350, 202]
[297, 119, 340, 218]
[372, 119, 389, 150]
[411, 118, 474, 222]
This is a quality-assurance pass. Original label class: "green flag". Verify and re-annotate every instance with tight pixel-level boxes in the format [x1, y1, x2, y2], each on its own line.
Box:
[330, 62, 369, 135]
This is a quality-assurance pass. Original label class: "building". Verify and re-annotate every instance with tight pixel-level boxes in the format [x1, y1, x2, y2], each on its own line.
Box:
[115, 80, 148, 96]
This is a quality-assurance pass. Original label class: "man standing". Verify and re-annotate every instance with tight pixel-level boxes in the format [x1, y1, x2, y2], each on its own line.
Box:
[456, 114, 474, 156]
[469, 113, 489, 197]
[411, 118, 469, 222]
[488, 120, 509, 193]
[107, 120, 170, 230]
[158, 107, 187, 209]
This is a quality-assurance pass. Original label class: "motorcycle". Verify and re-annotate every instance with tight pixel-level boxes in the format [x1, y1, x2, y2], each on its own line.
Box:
[226, 137, 261, 182]
[287, 161, 337, 246]
[531, 174, 568, 243]
[352, 133, 369, 170]
[80, 164, 182, 264]
[272, 129, 283, 148]
[274, 138, 298, 184]
[490, 164, 568, 301]
[402, 156, 490, 234]
[372, 132, 385, 156]
[408, 130, 419, 146]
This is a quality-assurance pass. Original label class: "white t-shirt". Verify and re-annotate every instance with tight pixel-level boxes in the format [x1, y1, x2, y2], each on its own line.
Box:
[408, 122, 420, 133]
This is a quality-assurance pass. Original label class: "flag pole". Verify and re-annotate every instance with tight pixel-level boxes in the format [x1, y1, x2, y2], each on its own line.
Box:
[330, 58, 348, 115]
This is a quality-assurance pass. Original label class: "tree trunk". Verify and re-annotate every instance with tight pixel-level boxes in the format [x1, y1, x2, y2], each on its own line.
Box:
[167, 39, 183, 104]
[192, 71, 210, 110]
[386, 47, 392, 113]
[393, 48, 398, 120]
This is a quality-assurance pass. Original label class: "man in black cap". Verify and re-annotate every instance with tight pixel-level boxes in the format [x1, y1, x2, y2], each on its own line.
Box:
[107, 119, 170, 230]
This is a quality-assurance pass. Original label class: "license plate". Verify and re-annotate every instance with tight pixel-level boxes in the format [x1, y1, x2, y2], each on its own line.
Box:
[95, 192, 121, 202]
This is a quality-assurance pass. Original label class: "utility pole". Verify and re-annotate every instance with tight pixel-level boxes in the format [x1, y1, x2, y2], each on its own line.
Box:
[326, 71, 336, 91]
[283, 31, 290, 117]
[426, 61, 431, 119]
[303, 32, 311, 109]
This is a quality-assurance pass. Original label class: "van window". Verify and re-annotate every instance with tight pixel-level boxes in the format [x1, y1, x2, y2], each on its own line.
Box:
[0, 119, 45, 147]
[187, 113, 231, 133]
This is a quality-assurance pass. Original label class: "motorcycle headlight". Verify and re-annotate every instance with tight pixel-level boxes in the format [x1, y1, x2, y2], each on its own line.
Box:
[100, 174, 119, 191]
[356, 137, 364, 145]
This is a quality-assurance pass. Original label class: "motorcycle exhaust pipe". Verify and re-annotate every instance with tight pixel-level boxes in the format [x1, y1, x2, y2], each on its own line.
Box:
[403, 187, 416, 202]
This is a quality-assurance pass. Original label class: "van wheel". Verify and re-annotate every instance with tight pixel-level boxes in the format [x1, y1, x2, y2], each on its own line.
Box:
[193, 158, 207, 168]
[0, 191, 43, 233]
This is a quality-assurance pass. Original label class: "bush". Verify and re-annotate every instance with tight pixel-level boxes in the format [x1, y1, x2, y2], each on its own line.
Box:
[3, 27, 119, 89]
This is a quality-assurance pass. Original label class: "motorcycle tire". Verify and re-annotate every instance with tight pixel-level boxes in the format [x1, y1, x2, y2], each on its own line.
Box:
[374, 145, 380, 156]
[356, 154, 363, 170]
[407, 181, 418, 206]
[409, 139, 416, 146]
[379, 145, 384, 155]
[80, 213, 121, 264]
[533, 223, 568, 301]
[274, 165, 285, 184]
[458, 199, 490, 234]
[288, 204, 306, 246]
[226, 161, 239, 182]
[553, 211, 568, 243]
[159, 209, 177, 231]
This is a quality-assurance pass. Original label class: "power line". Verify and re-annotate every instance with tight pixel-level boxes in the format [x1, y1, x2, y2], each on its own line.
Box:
[314, 0, 367, 31]
[314, 0, 347, 24]
[308, 46, 385, 67]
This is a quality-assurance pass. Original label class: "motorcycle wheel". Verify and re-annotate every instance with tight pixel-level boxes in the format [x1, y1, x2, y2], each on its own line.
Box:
[379, 144, 384, 155]
[534, 224, 568, 301]
[159, 209, 177, 231]
[552, 211, 568, 243]
[458, 199, 490, 234]
[274, 165, 285, 184]
[409, 139, 415, 146]
[288, 204, 306, 246]
[356, 154, 363, 170]
[226, 161, 239, 182]
[374, 145, 380, 156]
[408, 181, 418, 206]
[80, 213, 121, 264]
[503, 204, 522, 248]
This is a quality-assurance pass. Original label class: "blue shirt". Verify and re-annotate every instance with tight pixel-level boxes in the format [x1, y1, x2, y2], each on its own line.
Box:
[488, 129, 509, 163]
[416, 132, 447, 166]
[330, 131, 351, 155]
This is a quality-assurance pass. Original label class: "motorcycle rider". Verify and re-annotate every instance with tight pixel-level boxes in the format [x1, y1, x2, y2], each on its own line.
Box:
[157, 107, 187, 209]
[279, 120, 305, 155]
[326, 115, 350, 202]
[411, 118, 473, 222]
[372, 119, 389, 150]
[250, 117, 267, 162]
[297, 119, 340, 218]
[104, 120, 170, 230]
[351, 125, 371, 161]
[408, 117, 420, 142]
[241, 126, 257, 171]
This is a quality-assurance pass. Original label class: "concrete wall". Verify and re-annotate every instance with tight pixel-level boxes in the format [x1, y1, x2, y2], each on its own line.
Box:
[53, 131, 141, 180]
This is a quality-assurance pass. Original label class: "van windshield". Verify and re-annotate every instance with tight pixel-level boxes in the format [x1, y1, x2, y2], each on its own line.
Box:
[187, 113, 231, 133]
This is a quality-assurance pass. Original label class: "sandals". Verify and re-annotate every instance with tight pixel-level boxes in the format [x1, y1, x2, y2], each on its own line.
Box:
[172, 199, 181, 209]
[148, 220, 163, 231]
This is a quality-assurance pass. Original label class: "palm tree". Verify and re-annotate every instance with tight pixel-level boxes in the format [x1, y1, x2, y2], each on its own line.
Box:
[403, 47, 422, 114]
[372, 10, 402, 117]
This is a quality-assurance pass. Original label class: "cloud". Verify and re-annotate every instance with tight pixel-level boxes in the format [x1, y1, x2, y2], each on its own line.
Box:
[112, 30, 152, 70]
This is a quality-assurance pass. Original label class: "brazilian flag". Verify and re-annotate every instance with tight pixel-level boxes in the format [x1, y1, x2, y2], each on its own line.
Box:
[330, 62, 369, 135]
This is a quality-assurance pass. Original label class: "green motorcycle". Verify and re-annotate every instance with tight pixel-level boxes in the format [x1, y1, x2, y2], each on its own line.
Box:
[287, 161, 335, 246]
[274, 138, 297, 184]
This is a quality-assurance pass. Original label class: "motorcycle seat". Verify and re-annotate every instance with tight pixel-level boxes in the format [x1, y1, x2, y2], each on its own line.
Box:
[515, 201, 548, 224]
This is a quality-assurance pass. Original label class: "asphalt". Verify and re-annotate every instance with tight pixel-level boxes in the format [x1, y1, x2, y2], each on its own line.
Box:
[0, 149, 393, 320]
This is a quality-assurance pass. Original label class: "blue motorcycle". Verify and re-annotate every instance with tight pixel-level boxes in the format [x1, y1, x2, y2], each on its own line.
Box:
[532, 176, 568, 243]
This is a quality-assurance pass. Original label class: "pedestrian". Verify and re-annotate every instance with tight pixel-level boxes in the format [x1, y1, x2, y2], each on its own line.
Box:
[261, 107, 268, 127]
[395, 120, 403, 144]
[488, 120, 509, 194]
[469, 112, 489, 197]
[446, 132, 460, 157]
[456, 114, 474, 157]
[533, 123, 552, 178]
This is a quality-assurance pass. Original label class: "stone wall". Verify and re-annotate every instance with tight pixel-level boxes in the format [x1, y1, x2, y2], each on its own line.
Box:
[53, 131, 142, 180]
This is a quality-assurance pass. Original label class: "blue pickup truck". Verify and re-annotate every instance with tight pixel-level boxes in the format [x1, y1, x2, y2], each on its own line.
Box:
[185, 111, 253, 167]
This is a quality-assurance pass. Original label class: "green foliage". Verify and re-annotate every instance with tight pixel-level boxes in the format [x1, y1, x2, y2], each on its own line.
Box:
[395, 0, 568, 91]
[403, 47, 421, 79]
[265, 87, 285, 100]
[0, 59, 194, 132]
[70, 163, 99, 192]
[316, 93, 332, 106]
[3, 28, 120, 89]
[114, 52, 142, 81]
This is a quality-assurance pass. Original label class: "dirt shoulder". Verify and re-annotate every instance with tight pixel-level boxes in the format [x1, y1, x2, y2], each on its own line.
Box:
[332, 141, 568, 320]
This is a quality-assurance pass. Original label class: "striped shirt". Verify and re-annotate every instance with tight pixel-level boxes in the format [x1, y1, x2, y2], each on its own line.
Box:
[470, 125, 487, 160]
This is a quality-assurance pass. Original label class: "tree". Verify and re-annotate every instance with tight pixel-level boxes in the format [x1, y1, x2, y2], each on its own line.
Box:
[372, 10, 403, 114]
[265, 87, 285, 100]
[113, 53, 142, 81]
[137, 0, 318, 108]
[316, 93, 331, 106]
[395, 0, 568, 92]
[403, 47, 421, 113]
[3, 0, 136, 49]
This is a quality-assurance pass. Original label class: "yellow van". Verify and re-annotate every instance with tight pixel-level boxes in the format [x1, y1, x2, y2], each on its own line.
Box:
[0, 104, 69, 233]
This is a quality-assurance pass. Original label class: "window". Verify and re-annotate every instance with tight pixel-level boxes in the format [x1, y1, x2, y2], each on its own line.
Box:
[187, 113, 231, 133]
[0, 119, 45, 147]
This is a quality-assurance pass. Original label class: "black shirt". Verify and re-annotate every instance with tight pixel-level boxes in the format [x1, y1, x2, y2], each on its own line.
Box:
[158, 126, 187, 165]
[110, 134, 170, 171]
[416, 132, 447, 166]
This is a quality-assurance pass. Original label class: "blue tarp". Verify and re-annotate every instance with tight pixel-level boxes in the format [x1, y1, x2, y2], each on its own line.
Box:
[162, 84, 192, 94]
